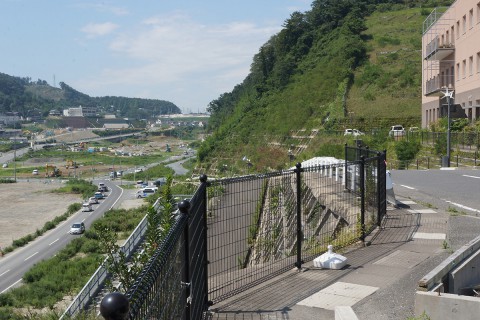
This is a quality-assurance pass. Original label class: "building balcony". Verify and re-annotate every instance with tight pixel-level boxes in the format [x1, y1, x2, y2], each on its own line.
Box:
[425, 76, 454, 96]
[424, 36, 455, 61]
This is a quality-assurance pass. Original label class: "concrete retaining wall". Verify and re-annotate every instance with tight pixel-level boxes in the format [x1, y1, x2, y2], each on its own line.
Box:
[415, 291, 480, 320]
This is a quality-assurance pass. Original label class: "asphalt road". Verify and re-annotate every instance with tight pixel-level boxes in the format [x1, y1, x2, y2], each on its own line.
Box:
[0, 180, 122, 294]
[390, 168, 480, 216]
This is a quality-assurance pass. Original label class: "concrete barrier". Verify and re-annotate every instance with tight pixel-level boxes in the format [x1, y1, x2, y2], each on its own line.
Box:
[335, 306, 359, 320]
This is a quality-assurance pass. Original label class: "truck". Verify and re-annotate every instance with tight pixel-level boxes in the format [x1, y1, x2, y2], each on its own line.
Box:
[45, 164, 62, 177]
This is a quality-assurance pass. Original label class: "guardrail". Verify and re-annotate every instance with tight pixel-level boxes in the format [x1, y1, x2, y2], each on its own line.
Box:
[59, 207, 151, 319]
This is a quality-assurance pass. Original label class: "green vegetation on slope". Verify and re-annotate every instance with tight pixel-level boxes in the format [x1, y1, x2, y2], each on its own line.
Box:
[199, 0, 454, 172]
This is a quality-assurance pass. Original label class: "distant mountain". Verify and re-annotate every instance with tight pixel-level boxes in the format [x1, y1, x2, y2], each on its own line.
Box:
[0, 72, 181, 119]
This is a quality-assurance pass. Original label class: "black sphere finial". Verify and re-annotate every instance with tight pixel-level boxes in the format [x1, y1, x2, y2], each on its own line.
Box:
[178, 199, 191, 215]
[100, 292, 129, 320]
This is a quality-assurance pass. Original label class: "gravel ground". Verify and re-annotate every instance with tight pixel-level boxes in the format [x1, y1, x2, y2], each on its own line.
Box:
[0, 180, 82, 249]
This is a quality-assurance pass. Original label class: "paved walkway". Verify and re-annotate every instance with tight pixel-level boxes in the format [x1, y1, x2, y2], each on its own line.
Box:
[208, 196, 449, 319]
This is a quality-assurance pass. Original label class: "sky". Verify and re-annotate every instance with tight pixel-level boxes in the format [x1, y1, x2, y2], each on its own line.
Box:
[0, 0, 312, 113]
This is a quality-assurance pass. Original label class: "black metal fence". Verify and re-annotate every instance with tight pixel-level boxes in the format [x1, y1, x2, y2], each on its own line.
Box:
[100, 146, 387, 320]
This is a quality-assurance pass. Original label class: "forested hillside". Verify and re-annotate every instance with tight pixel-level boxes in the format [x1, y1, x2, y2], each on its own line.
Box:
[199, 0, 453, 170]
[0, 73, 181, 119]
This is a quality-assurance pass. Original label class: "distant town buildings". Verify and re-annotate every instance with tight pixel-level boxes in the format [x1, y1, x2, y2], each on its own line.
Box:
[0, 112, 21, 125]
[63, 107, 83, 117]
[422, 0, 480, 127]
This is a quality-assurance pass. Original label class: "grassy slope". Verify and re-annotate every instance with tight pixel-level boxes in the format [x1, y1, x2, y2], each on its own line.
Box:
[347, 8, 424, 121]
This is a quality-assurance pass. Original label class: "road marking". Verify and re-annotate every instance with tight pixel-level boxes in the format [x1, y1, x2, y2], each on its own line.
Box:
[110, 185, 124, 210]
[0, 270, 10, 277]
[1, 279, 21, 294]
[24, 252, 38, 261]
[463, 174, 480, 179]
[445, 200, 480, 214]
[400, 184, 415, 190]
[49, 239, 59, 246]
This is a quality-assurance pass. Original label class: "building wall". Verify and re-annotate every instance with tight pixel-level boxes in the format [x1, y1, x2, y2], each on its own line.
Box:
[422, 0, 480, 127]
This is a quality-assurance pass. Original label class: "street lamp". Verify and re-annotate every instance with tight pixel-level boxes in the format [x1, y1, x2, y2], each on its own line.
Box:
[442, 88, 454, 167]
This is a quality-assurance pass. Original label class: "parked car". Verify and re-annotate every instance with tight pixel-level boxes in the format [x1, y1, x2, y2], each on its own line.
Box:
[389, 125, 406, 137]
[70, 222, 85, 234]
[32, 169, 39, 175]
[2, 163, 8, 168]
[344, 129, 364, 136]
[88, 197, 99, 205]
[82, 203, 93, 212]
[134, 168, 144, 173]
[136, 187, 158, 198]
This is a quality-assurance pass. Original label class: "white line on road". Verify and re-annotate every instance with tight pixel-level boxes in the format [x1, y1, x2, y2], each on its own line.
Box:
[1, 279, 21, 294]
[445, 200, 480, 214]
[49, 239, 59, 246]
[0, 270, 10, 277]
[400, 184, 415, 190]
[24, 252, 38, 261]
[463, 174, 480, 179]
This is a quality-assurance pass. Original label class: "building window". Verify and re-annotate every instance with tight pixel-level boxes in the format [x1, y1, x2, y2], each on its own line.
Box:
[451, 26, 455, 44]
[477, 3, 480, 24]
[477, 52, 480, 73]
[463, 60, 467, 78]
[456, 63, 460, 80]
[470, 56, 474, 76]
[463, 15, 467, 34]
[456, 20, 460, 38]
[470, 9, 474, 29]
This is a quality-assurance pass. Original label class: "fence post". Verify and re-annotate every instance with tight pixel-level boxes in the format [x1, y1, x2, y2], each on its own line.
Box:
[178, 200, 191, 320]
[376, 153, 383, 227]
[199, 174, 211, 308]
[427, 157, 430, 169]
[294, 162, 304, 270]
[344, 144, 348, 190]
[456, 154, 459, 167]
[360, 156, 366, 243]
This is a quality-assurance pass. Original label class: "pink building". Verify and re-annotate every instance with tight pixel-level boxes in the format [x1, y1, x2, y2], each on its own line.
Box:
[422, 0, 480, 128]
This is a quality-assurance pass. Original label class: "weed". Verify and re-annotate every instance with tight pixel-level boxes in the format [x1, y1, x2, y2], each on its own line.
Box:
[447, 206, 466, 216]
[442, 240, 449, 250]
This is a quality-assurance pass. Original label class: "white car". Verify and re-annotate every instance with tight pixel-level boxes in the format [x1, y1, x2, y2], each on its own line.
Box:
[82, 203, 93, 212]
[136, 187, 158, 198]
[32, 169, 39, 175]
[389, 125, 406, 137]
[88, 197, 99, 205]
[344, 129, 364, 136]
[70, 222, 85, 234]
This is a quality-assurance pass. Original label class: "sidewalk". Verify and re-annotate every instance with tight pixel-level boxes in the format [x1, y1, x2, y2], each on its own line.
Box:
[209, 196, 449, 319]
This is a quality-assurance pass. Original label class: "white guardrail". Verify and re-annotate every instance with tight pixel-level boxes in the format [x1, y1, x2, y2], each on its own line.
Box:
[59, 199, 156, 319]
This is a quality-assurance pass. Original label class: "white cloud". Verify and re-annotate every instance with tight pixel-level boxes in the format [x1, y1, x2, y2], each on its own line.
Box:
[75, 13, 282, 110]
[109, 14, 278, 79]
[81, 22, 118, 38]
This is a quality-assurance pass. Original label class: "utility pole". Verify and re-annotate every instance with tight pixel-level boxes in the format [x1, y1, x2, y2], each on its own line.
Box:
[442, 88, 454, 167]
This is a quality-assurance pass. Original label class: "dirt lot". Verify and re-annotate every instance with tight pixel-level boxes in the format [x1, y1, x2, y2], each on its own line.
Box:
[0, 180, 147, 249]
[0, 180, 82, 248]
